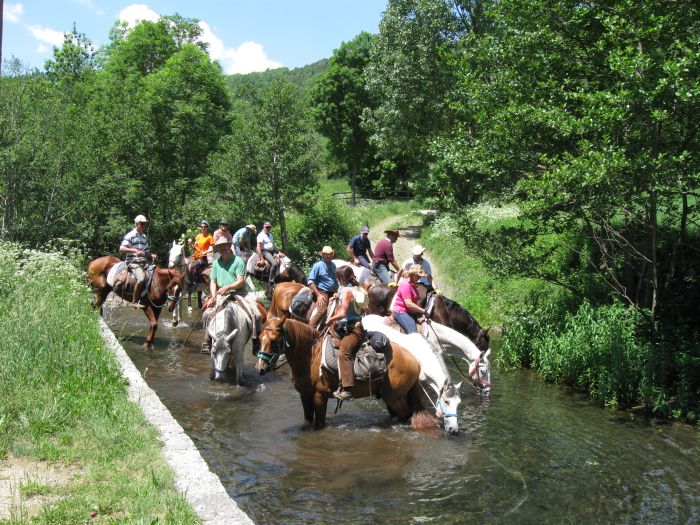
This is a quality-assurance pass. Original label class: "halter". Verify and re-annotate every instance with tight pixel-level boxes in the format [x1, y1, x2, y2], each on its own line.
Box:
[149, 271, 181, 309]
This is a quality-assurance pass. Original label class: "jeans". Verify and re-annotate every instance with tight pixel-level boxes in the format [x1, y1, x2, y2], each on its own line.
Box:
[393, 311, 419, 334]
[373, 262, 393, 284]
[356, 255, 371, 270]
[262, 250, 279, 283]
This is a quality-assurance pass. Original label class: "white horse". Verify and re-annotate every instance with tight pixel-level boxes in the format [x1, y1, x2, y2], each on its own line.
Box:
[421, 320, 492, 395]
[207, 300, 253, 384]
[333, 259, 371, 285]
[168, 241, 212, 325]
[362, 314, 462, 434]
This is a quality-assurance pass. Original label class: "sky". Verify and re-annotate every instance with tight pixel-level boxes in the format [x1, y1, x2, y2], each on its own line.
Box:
[2, 1, 387, 74]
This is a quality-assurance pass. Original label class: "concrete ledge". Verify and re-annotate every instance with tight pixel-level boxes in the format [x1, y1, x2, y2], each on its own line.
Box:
[98, 318, 253, 525]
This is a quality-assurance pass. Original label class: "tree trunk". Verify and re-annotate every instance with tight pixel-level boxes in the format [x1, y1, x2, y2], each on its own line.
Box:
[350, 162, 357, 207]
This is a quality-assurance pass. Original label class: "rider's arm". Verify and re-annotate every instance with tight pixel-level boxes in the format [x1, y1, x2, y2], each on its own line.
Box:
[257, 241, 264, 259]
[326, 288, 351, 325]
[404, 297, 425, 316]
[119, 245, 142, 256]
[210, 277, 218, 298]
[390, 259, 401, 273]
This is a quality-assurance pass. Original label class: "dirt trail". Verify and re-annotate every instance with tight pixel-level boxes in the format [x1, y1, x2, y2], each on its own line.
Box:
[369, 213, 453, 297]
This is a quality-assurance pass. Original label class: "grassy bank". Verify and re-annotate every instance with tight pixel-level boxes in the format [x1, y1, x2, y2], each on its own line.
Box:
[0, 242, 198, 524]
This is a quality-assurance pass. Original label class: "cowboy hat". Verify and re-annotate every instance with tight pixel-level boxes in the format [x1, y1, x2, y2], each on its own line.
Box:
[319, 245, 335, 256]
[214, 236, 232, 246]
[406, 263, 426, 277]
[412, 244, 425, 256]
[246, 224, 257, 232]
[384, 228, 400, 236]
[134, 214, 148, 223]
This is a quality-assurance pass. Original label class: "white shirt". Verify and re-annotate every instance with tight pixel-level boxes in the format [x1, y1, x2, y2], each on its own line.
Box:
[257, 231, 275, 252]
[402, 256, 432, 287]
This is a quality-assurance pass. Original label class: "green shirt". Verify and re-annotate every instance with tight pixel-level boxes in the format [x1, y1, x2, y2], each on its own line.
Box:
[211, 256, 246, 289]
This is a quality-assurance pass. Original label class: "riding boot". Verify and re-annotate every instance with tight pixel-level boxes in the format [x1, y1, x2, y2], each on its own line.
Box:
[131, 282, 145, 309]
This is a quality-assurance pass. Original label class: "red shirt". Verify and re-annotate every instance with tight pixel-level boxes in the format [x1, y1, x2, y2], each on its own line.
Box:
[373, 238, 395, 264]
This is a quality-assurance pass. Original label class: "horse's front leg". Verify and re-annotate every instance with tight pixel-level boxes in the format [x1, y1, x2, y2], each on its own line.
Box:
[144, 306, 160, 349]
[172, 297, 180, 327]
[313, 391, 329, 429]
[299, 393, 315, 429]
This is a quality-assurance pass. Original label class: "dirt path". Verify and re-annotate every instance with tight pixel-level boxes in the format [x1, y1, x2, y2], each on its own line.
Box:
[369, 212, 454, 297]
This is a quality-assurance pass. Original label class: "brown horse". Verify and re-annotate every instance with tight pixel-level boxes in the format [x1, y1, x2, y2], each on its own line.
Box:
[367, 284, 491, 352]
[87, 256, 183, 349]
[255, 317, 422, 429]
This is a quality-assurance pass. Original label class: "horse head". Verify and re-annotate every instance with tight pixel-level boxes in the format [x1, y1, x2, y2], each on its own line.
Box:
[437, 378, 462, 435]
[168, 240, 186, 271]
[208, 305, 239, 382]
[256, 316, 285, 375]
[475, 327, 491, 353]
[163, 271, 183, 312]
[469, 348, 491, 395]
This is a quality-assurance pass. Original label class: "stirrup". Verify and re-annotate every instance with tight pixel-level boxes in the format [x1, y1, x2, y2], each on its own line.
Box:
[333, 388, 353, 401]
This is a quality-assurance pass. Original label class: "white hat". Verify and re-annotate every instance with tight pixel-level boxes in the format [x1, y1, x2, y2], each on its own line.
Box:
[134, 214, 148, 223]
[412, 244, 425, 256]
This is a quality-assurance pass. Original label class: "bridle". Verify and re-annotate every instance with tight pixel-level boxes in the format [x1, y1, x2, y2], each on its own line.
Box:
[149, 270, 181, 309]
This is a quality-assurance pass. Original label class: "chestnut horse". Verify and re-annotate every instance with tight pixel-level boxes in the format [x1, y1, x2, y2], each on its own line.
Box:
[367, 285, 491, 352]
[87, 256, 182, 349]
[255, 317, 422, 429]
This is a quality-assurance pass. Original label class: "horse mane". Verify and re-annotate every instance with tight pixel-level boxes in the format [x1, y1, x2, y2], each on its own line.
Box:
[284, 318, 321, 346]
[284, 264, 306, 285]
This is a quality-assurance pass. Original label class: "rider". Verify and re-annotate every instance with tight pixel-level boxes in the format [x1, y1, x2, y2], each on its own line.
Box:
[372, 229, 401, 284]
[232, 224, 257, 256]
[201, 237, 261, 354]
[307, 246, 339, 329]
[119, 214, 157, 309]
[346, 225, 374, 270]
[397, 244, 434, 305]
[188, 220, 213, 279]
[392, 264, 427, 334]
[256, 221, 285, 286]
[213, 219, 233, 245]
[325, 266, 367, 400]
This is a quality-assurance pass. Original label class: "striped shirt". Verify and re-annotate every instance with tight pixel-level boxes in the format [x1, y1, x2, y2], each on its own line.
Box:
[121, 228, 150, 263]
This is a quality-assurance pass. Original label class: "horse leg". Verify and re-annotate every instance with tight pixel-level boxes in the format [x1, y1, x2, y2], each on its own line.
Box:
[300, 394, 315, 429]
[144, 306, 160, 349]
[312, 391, 329, 429]
[93, 288, 110, 317]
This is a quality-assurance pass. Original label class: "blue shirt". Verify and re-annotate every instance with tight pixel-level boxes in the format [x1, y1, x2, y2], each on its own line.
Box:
[121, 228, 150, 263]
[308, 259, 338, 293]
[348, 234, 371, 258]
[232, 227, 253, 249]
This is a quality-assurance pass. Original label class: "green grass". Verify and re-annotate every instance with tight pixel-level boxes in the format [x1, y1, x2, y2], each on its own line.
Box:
[319, 175, 351, 195]
[0, 242, 199, 524]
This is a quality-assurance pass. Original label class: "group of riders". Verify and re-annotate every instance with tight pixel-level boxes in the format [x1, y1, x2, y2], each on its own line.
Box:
[119, 215, 438, 400]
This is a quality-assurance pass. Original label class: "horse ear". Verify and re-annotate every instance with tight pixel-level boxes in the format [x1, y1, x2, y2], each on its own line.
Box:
[455, 381, 463, 391]
[485, 327, 491, 335]
[484, 348, 491, 359]
[226, 328, 239, 343]
[172, 240, 177, 247]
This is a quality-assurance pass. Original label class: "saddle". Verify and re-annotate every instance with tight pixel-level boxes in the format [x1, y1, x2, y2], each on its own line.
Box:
[108, 262, 154, 298]
[321, 330, 390, 385]
[187, 265, 211, 287]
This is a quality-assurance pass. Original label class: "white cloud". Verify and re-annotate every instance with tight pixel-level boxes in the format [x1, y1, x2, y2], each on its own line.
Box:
[4, 3, 24, 24]
[73, 0, 105, 16]
[28, 25, 66, 47]
[198, 21, 281, 74]
[118, 3, 159, 28]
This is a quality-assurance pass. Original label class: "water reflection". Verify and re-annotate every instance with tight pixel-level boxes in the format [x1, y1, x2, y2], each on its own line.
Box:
[106, 302, 700, 524]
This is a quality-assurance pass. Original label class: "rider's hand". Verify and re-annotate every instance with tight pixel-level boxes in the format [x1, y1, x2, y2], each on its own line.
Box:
[202, 297, 213, 310]
[150, 253, 157, 261]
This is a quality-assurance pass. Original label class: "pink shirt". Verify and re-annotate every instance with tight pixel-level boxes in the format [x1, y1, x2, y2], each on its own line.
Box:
[393, 279, 418, 313]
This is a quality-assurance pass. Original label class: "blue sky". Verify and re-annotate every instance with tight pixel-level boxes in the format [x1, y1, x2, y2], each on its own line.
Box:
[3, 1, 386, 74]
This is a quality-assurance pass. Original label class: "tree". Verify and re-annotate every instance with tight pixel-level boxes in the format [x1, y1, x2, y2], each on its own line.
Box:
[211, 80, 317, 252]
[311, 32, 377, 205]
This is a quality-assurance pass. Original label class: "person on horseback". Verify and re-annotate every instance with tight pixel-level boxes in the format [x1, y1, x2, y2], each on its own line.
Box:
[119, 214, 156, 309]
[232, 224, 257, 256]
[256, 221, 285, 286]
[213, 219, 233, 245]
[397, 244, 434, 305]
[346, 225, 374, 270]
[188, 220, 213, 280]
[392, 264, 427, 334]
[325, 266, 368, 400]
[372, 229, 401, 284]
[307, 246, 339, 328]
[201, 237, 261, 354]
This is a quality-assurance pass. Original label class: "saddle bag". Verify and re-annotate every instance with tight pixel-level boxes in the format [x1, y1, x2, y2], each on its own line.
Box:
[290, 287, 314, 320]
[353, 342, 387, 382]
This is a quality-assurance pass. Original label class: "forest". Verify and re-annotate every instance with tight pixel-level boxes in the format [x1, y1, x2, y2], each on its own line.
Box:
[1, 0, 698, 421]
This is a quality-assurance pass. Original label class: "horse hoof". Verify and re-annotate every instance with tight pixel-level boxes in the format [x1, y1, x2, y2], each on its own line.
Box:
[172, 321, 179, 327]
[187, 307, 193, 313]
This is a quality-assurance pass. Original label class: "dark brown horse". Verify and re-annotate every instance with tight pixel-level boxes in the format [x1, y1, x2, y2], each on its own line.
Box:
[87, 256, 183, 349]
[255, 317, 422, 429]
[367, 284, 491, 352]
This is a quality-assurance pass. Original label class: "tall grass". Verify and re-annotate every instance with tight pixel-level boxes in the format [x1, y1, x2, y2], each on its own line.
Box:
[0, 242, 198, 523]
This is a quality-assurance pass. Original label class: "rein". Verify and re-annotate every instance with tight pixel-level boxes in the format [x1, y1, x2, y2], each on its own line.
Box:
[149, 270, 180, 309]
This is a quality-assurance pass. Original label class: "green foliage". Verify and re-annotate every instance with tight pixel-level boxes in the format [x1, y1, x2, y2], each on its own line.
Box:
[226, 59, 329, 95]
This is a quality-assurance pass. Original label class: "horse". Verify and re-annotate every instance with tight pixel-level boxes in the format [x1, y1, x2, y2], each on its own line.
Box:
[367, 285, 491, 352]
[87, 256, 183, 349]
[167, 241, 211, 323]
[245, 253, 307, 293]
[332, 259, 371, 285]
[206, 299, 253, 384]
[266, 281, 337, 332]
[255, 317, 422, 429]
[419, 319, 492, 395]
[361, 315, 462, 434]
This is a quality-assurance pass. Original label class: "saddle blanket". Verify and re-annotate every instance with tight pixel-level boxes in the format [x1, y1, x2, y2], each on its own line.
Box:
[107, 262, 153, 298]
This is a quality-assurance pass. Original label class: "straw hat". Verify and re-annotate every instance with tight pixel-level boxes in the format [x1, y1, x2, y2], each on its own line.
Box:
[214, 236, 232, 247]
[412, 244, 425, 256]
[319, 245, 335, 256]
[246, 224, 257, 232]
[406, 263, 426, 277]
[384, 228, 400, 237]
